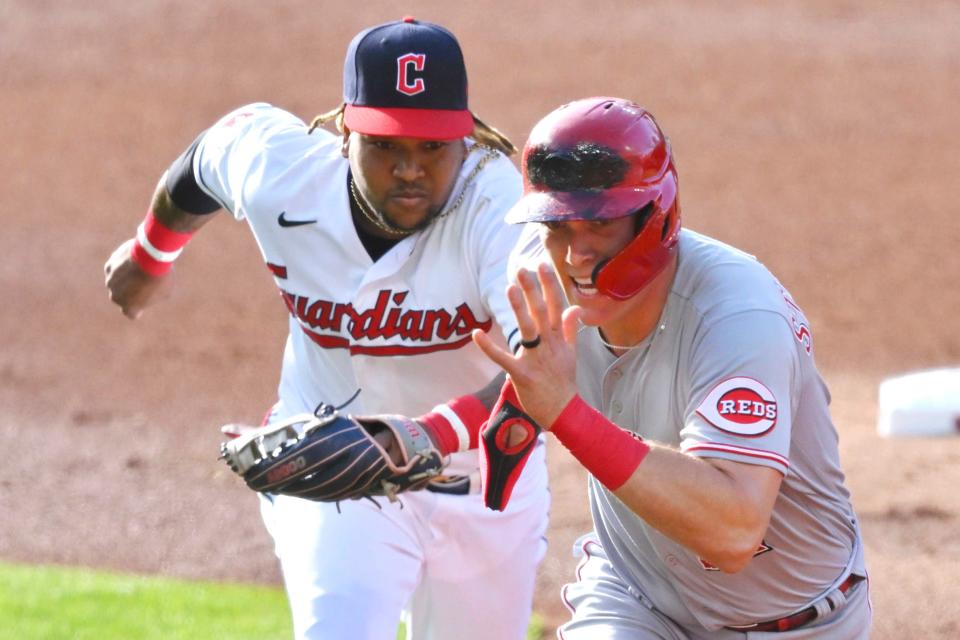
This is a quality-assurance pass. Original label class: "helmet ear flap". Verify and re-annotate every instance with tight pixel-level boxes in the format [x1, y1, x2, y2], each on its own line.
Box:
[592, 171, 681, 300]
[592, 211, 679, 300]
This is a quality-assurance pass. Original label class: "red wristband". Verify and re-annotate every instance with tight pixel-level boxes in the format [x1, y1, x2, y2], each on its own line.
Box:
[416, 394, 490, 456]
[130, 210, 194, 277]
[550, 395, 650, 490]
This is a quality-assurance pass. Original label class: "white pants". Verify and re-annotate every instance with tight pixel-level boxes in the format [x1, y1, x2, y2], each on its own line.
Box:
[260, 444, 550, 640]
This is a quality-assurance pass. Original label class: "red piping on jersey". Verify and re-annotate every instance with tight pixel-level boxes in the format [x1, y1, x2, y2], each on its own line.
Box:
[559, 537, 603, 630]
[575, 538, 602, 582]
[299, 324, 478, 356]
[683, 442, 789, 469]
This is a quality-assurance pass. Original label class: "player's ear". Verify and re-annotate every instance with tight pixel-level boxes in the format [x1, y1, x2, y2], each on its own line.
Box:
[340, 127, 352, 158]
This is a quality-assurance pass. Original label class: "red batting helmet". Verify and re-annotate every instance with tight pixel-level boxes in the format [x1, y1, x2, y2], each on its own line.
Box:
[506, 97, 681, 300]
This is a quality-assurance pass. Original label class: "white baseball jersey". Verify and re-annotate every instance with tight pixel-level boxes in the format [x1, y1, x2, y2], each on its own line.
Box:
[193, 102, 526, 472]
[190, 103, 550, 640]
[514, 227, 867, 632]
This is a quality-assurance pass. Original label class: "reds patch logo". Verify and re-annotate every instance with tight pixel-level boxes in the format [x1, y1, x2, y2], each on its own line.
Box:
[696, 377, 778, 436]
[396, 53, 426, 95]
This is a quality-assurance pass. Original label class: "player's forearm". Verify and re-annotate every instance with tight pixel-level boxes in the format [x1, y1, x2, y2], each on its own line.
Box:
[549, 395, 778, 573]
[613, 449, 778, 573]
[150, 172, 220, 234]
[122, 174, 219, 278]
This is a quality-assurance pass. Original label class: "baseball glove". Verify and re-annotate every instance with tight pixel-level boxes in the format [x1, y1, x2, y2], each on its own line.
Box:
[219, 406, 445, 503]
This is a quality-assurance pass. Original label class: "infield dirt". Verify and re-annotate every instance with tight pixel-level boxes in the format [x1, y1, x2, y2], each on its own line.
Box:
[2, 2, 958, 637]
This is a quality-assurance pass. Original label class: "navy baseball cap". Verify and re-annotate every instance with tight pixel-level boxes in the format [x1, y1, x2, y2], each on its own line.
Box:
[342, 16, 473, 140]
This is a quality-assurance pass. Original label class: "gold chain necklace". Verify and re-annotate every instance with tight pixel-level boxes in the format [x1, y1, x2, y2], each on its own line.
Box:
[435, 144, 499, 220]
[349, 176, 412, 238]
[348, 144, 500, 237]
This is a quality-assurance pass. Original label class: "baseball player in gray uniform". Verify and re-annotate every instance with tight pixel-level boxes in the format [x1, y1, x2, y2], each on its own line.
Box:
[474, 97, 871, 638]
[104, 18, 549, 640]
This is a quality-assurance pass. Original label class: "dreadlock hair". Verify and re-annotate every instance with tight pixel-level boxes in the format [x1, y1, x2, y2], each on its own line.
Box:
[468, 114, 517, 156]
[307, 104, 517, 157]
[307, 105, 347, 136]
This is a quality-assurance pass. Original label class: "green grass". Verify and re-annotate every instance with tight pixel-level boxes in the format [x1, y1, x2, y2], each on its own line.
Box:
[0, 562, 545, 639]
[0, 562, 293, 640]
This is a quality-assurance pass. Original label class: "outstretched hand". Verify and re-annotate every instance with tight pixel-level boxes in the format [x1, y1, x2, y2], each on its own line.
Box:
[472, 262, 581, 429]
[103, 238, 172, 319]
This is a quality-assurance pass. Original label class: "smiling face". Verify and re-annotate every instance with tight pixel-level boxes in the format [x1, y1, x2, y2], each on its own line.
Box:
[345, 132, 467, 236]
[539, 214, 676, 345]
[540, 216, 637, 326]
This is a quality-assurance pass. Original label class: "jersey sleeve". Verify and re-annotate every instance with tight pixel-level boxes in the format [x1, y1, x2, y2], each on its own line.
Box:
[465, 154, 525, 352]
[680, 310, 800, 475]
[192, 103, 322, 220]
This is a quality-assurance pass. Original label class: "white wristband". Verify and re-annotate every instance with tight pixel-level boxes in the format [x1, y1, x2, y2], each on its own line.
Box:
[432, 403, 471, 453]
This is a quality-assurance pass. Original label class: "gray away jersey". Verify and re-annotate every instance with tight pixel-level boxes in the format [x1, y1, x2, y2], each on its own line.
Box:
[573, 229, 866, 630]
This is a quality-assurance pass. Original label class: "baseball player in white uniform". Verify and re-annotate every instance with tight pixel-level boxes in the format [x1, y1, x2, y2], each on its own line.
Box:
[104, 18, 549, 640]
[474, 97, 871, 638]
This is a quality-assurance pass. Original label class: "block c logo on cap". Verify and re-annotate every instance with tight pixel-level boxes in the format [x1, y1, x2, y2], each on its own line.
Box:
[396, 53, 426, 95]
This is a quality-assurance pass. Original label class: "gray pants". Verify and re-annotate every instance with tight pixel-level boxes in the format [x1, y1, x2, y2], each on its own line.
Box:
[558, 535, 872, 640]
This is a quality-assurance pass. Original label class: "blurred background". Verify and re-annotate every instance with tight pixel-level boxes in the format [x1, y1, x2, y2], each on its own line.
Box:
[1, 1, 958, 636]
